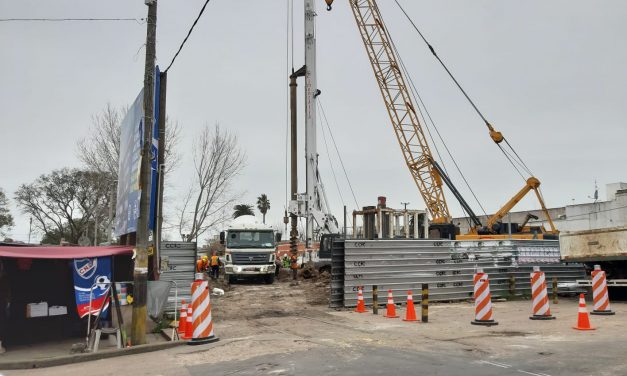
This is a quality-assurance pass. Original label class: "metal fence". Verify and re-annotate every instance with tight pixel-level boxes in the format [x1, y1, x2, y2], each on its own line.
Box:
[159, 241, 197, 313]
[342, 239, 585, 307]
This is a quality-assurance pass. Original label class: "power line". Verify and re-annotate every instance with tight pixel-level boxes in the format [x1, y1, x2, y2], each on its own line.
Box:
[164, 0, 212, 73]
[0, 18, 144, 23]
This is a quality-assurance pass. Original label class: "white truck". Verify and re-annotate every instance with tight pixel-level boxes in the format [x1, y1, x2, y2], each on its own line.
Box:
[220, 215, 277, 284]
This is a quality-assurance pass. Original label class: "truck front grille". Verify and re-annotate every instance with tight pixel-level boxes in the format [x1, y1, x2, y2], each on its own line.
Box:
[232, 253, 270, 265]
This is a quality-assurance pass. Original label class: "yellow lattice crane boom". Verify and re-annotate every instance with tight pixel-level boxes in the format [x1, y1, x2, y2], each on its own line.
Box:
[349, 0, 451, 225]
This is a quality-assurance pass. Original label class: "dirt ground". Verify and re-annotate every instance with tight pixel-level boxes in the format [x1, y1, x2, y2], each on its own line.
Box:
[7, 278, 627, 375]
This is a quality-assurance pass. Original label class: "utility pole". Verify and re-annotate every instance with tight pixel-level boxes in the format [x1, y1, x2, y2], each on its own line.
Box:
[131, 0, 157, 346]
[28, 217, 32, 244]
[401, 202, 410, 211]
[107, 181, 116, 244]
[154, 70, 167, 279]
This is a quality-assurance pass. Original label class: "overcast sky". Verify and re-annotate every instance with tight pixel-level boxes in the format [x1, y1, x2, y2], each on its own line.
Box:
[1, 1, 626, 243]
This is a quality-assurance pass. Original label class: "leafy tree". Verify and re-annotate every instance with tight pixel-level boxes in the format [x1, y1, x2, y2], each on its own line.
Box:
[232, 204, 254, 219]
[0, 188, 14, 237]
[256, 194, 271, 224]
[177, 125, 246, 242]
[14, 168, 112, 244]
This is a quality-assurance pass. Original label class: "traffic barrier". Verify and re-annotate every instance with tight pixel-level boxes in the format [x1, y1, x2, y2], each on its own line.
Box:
[530, 267, 555, 320]
[355, 287, 366, 313]
[188, 274, 219, 345]
[177, 300, 188, 335]
[573, 293, 595, 330]
[402, 291, 418, 322]
[591, 265, 615, 315]
[383, 290, 399, 318]
[471, 269, 498, 326]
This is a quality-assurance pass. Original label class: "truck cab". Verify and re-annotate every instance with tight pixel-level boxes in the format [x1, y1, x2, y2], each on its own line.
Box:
[220, 215, 276, 284]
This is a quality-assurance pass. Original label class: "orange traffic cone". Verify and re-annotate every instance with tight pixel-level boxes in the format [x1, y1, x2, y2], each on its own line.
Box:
[402, 291, 418, 322]
[355, 287, 366, 313]
[384, 290, 399, 318]
[177, 300, 188, 335]
[573, 293, 595, 331]
[183, 305, 194, 339]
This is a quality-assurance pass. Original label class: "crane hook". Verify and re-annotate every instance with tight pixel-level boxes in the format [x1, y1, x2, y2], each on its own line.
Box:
[325, 0, 333, 11]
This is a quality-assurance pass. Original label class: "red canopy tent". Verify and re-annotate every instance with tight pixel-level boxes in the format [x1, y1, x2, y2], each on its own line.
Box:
[0, 245, 133, 259]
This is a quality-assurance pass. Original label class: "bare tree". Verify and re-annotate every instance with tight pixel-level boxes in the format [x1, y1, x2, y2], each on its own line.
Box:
[14, 169, 112, 244]
[178, 124, 246, 242]
[77, 103, 182, 176]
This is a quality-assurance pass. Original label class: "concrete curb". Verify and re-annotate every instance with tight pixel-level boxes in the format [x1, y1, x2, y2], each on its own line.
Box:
[0, 340, 187, 370]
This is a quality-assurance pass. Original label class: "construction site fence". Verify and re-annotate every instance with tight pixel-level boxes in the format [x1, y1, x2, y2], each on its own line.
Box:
[334, 239, 585, 308]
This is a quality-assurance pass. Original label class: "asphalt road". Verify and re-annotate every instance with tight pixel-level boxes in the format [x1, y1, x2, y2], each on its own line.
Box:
[189, 346, 555, 376]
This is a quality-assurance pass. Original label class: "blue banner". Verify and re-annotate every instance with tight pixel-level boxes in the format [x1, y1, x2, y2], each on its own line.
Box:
[72, 257, 112, 318]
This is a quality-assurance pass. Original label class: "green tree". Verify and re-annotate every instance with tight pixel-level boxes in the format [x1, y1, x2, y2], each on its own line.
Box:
[0, 188, 14, 237]
[232, 204, 254, 219]
[256, 194, 271, 224]
[15, 168, 112, 244]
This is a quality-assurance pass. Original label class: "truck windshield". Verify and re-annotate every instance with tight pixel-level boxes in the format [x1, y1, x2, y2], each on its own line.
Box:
[227, 231, 275, 249]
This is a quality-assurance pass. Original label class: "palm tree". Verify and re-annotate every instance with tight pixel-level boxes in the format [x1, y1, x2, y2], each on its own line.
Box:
[256, 194, 271, 224]
[233, 204, 255, 219]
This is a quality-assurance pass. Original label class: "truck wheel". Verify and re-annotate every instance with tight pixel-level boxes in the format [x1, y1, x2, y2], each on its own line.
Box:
[264, 274, 275, 284]
[228, 275, 236, 284]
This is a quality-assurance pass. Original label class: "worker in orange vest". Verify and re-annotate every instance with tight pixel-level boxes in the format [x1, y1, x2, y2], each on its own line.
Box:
[290, 254, 299, 281]
[196, 255, 209, 273]
[210, 251, 221, 280]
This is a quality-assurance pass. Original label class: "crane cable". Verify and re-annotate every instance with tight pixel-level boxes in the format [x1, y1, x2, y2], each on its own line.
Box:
[318, 99, 360, 211]
[380, 4, 488, 224]
[393, 0, 535, 181]
[318, 107, 353, 228]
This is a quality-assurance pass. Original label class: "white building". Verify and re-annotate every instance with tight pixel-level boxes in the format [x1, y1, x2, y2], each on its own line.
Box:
[453, 182, 627, 233]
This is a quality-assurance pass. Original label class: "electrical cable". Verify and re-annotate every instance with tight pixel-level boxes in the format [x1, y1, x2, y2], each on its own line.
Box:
[0, 18, 144, 23]
[317, 99, 360, 211]
[164, 0, 212, 73]
[283, 0, 290, 213]
[393, 0, 537, 183]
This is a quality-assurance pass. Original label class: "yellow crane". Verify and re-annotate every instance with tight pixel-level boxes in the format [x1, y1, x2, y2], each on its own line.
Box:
[346, 0, 558, 240]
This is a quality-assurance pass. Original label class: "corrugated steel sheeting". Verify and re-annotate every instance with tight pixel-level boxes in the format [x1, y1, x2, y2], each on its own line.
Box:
[159, 241, 196, 313]
[343, 239, 585, 307]
[330, 238, 345, 308]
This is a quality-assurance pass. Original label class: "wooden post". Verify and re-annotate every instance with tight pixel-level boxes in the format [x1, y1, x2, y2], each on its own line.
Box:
[509, 275, 516, 298]
[131, 0, 157, 346]
[372, 285, 378, 315]
[421, 283, 428, 323]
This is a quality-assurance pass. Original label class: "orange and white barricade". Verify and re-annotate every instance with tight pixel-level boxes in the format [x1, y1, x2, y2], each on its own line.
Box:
[188, 273, 219, 345]
[529, 266, 555, 320]
[591, 265, 615, 315]
[384, 290, 399, 318]
[355, 287, 366, 313]
[471, 269, 498, 326]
